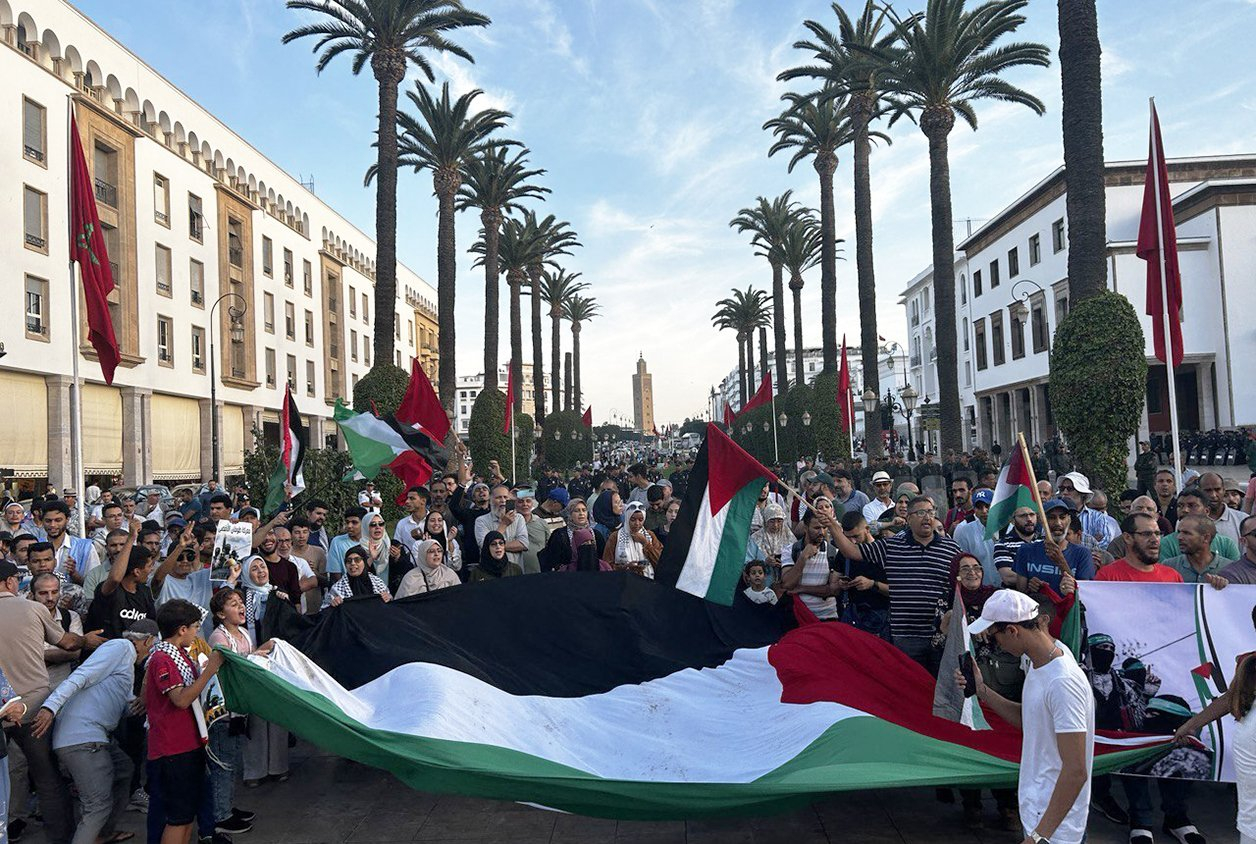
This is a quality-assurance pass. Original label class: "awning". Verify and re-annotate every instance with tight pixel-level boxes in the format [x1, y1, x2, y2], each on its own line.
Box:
[0, 371, 48, 476]
[152, 394, 200, 479]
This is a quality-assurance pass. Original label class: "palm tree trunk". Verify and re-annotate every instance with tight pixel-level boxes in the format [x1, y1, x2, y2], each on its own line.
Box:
[571, 324, 583, 414]
[371, 63, 401, 379]
[435, 173, 459, 409]
[758, 326, 769, 390]
[790, 277, 805, 388]
[737, 338, 747, 408]
[816, 154, 839, 371]
[550, 308, 562, 415]
[1058, 0, 1108, 303]
[745, 332, 757, 396]
[853, 114, 884, 457]
[481, 208, 502, 390]
[528, 267, 545, 422]
[771, 262, 788, 390]
[563, 351, 573, 411]
[508, 269, 524, 413]
[923, 112, 963, 453]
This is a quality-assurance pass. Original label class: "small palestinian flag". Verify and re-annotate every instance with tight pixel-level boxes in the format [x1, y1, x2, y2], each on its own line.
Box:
[334, 399, 446, 491]
[984, 439, 1039, 539]
[264, 386, 306, 514]
[657, 423, 772, 605]
[215, 574, 1168, 820]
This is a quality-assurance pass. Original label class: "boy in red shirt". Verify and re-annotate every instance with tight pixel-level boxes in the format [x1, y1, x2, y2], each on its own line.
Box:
[146, 598, 223, 844]
[1095, 512, 1183, 583]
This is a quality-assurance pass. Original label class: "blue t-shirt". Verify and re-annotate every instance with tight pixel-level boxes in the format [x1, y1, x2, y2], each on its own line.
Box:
[1012, 541, 1094, 593]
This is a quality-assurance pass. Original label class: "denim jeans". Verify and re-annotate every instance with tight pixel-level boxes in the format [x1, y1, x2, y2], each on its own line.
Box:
[1121, 775, 1191, 828]
[1, 754, 10, 844]
[894, 634, 940, 677]
[57, 741, 133, 844]
[5, 722, 73, 844]
[208, 720, 243, 824]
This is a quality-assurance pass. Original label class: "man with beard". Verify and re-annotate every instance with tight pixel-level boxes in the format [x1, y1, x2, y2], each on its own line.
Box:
[30, 573, 83, 690]
[258, 527, 305, 608]
[85, 521, 155, 640]
[993, 505, 1040, 588]
[1199, 471, 1246, 545]
[474, 486, 528, 570]
[43, 500, 100, 586]
[303, 499, 330, 549]
[454, 482, 492, 571]
[1095, 513, 1182, 584]
[1012, 499, 1094, 594]
[91, 501, 126, 559]
[1152, 468, 1179, 527]
[1161, 515, 1234, 585]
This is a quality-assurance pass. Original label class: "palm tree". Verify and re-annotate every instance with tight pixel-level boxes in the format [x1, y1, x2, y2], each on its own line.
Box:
[777, 209, 825, 388]
[526, 215, 580, 423]
[562, 293, 600, 414]
[730, 192, 796, 392]
[1057, 0, 1107, 302]
[471, 214, 543, 413]
[778, 0, 900, 456]
[763, 91, 860, 372]
[540, 269, 588, 414]
[389, 81, 513, 408]
[282, 0, 489, 381]
[457, 145, 548, 389]
[873, 0, 1049, 451]
[712, 287, 772, 407]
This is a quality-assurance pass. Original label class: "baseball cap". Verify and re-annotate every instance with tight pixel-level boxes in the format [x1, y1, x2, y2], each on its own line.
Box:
[1042, 497, 1075, 514]
[513, 488, 536, 500]
[125, 618, 160, 637]
[872, 471, 892, 484]
[813, 472, 835, 487]
[167, 517, 187, 529]
[971, 488, 994, 506]
[1060, 472, 1092, 495]
[546, 488, 571, 507]
[0, 560, 18, 580]
[967, 589, 1041, 635]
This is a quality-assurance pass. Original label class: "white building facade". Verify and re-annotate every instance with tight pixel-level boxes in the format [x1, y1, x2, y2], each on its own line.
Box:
[3, 0, 437, 491]
[901, 154, 1256, 453]
[452, 365, 550, 439]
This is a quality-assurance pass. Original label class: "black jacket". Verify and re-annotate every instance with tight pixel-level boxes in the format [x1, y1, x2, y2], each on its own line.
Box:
[538, 527, 606, 572]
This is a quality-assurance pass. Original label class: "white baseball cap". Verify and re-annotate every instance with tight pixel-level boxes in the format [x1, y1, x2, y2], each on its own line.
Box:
[968, 590, 1041, 635]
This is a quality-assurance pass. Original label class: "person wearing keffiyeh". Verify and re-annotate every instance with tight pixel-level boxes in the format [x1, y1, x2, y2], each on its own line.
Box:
[321, 546, 390, 608]
[603, 501, 661, 578]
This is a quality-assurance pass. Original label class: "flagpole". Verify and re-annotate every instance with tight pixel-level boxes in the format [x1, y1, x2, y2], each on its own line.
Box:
[66, 96, 86, 535]
[1150, 98, 1183, 489]
[1016, 430, 1069, 575]
[511, 421, 517, 483]
[848, 387, 855, 460]
[770, 386, 779, 466]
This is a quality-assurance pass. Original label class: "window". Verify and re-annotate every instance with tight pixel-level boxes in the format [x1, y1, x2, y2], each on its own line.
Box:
[1055, 290, 1069, 324]
[227, 219, 244, 266]
[265, 348, 276, 387]
[973, 269, 983, 297]
[263, 292, 275, 333]
[395, 318, 400, 340]
[23, 98, 46, 163]
[93, 143, 118, 207]
[155, 244, 172, 295]
[1007, 247, 1019, 278]
[974, 319, 988, 371]
[262, 236, 273, 276]
[910, 299, 920, 327]
[286, 355, 297, 389]
[188, 194, 203, 241]
[1029, 233, 1041, 266]
[153, 174, 170, 225]
[408, 320, 414, 346]
[283, 249, 293, 287]
[190, 259, 204, 306]
[306, 360, 316, 396]
[285, 301, 295, 340]
[362, 293, 369, 324]
[349, 286, 357, 317]
[302, 260, 312, 295]
[1031, 295, 1049, 353]
[25, 275, 48, 338]
[157, 316, 174, 365]
[1052, 218, 1066, 252]
[327, 274, 338, 311]
[191, 327, 205, 372]
[305, 310, 314, 345]
[352, 374, 359, 390]
[363, 336, 370, 366]
[989, 259, 1000, 289]
[102, 223, 120, 286]
[962, 318, 969, 352]
[23, 185, 47, 250]
[990, 311, 1005, 366]
[921, 288, 930, 312]
[1010, 308, 1026, 360]
[351, 330, 359, 362]
[960, 273, 967, 305]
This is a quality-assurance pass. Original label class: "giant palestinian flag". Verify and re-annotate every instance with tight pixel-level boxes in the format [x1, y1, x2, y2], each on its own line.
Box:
[657, 423, 772, 605]
[334, 399, 446, 490]
[216, 573, 1169, 820]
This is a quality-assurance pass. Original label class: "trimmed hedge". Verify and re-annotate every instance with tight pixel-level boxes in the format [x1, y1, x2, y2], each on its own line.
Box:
[468, 388, 535, 482]
[538, 410, 593, 472]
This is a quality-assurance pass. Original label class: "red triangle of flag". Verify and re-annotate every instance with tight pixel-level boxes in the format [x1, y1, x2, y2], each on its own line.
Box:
[704, 423, 774, 515]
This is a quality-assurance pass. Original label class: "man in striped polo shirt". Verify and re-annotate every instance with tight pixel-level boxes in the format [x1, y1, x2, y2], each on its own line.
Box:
[830, 495, 959, 676]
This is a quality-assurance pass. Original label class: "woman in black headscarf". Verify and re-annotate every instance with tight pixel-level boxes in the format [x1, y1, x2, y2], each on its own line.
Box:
[469, 531, 522, 582]
[322, 545, 391, 607]
[591, 490, 623, 540]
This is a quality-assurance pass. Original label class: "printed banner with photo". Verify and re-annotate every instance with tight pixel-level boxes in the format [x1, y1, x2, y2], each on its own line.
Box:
[1081, 581, 1256, 783]
[210, 519, 252, 581]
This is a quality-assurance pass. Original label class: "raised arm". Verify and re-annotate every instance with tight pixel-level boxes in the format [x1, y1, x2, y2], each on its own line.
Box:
[100, 519, 140, 597]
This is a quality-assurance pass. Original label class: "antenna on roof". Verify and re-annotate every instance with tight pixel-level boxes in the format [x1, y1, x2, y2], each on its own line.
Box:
[299, 174, 315, 194]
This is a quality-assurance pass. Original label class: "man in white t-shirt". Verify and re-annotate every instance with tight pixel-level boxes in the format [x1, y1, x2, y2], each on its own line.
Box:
[964, 590, 1095, 844]
[393, 487, 429, 557]
[778, 510, 838, 620]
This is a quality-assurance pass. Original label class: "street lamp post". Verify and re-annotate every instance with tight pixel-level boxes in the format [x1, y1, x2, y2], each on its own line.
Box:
[901, 384, 919, 461]
[208, 292, 247, 485]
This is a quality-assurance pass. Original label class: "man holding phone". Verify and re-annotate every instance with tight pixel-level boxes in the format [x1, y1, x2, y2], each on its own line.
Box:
[474, 486, 528, 571]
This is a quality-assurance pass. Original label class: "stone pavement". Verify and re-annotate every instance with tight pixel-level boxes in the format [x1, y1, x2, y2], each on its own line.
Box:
[23, 743, 1242, 844]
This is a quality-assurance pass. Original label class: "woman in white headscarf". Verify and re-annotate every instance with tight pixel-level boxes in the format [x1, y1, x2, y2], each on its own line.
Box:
[395, 539, 461, 597]
[749, 502, 793, 584]
[602, 501, 661, 578]
[363, 512, 414, 594]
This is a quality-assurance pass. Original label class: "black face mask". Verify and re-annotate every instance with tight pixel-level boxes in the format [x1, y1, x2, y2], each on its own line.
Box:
[1125, 668, 1147, 688]
[1091, 648, 1115, 674]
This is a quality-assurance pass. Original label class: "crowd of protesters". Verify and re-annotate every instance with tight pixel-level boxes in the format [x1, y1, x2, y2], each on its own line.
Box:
[1, 432, 1255, 844]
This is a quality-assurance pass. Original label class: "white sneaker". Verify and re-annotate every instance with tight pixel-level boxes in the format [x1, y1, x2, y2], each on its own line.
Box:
[127, 789, 149, 812]
[1130, 829, 1155, 844]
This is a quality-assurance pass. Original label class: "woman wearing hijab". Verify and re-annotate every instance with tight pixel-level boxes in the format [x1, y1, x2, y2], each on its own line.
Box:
[395, 539, 461, 597]
[322, 546, 391, 607]
[538, 498, 605, 572]
[591, 490, 623, 541]
[749, 502, 792, 584]
[603, 501, 661, 578]
[362, 513, 414, 595]
[469, 531, 522, 582]
[232, 557, 291, 786]
[422, 511, 462, 572]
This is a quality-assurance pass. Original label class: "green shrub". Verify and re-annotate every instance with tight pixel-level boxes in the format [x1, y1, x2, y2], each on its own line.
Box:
[539, 410, 593, 472]
[241, 429, 357, 533]
[1048, 291, 1147, 493]
[807, 370, 851, 464]
[468, 388, 534, 482]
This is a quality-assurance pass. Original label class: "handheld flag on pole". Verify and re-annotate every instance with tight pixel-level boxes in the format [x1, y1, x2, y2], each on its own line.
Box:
[334, 399, 443, 492]
[265, 386, 307, 514]
[581, 407, 592, 428]
[69, 115, 119, 384]
[722, 404, 736, 428]
[742, 372, 773, 415]
[503, 363, 515, 435]
[983, 435, 1039, 541]
[397, 358, 450, 444]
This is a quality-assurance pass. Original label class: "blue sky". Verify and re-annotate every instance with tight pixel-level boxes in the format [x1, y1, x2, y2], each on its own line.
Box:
[76, 0, 1256, 424]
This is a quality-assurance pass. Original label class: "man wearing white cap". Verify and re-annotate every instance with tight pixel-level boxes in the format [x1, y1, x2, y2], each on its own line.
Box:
[961, 590, 1095, 844]
[1058, 472, 1119, 550]
[862, 471, 896, 523]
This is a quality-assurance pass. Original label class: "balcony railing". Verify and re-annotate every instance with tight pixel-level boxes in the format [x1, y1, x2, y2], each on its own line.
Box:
[157, 278, 172, 294]
[94, 178, 117, 207]
[228, 246, 243, 267]
[154, 210, 169, 225]
[189, 215, 203, 241]
[158, 349, 172, 362]
[25, 233, 46, 249]
[26, 317, 45, 335]
[24, 144, 45, 162]
[191, 290, 203, 305]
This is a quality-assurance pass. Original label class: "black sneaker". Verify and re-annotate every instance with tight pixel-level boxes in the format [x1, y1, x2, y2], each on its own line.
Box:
[1163, 818, 1206, 844]
[9, 819, 27, 842]
[1093, 793, 1130, 825]
[231, 808, 256, 824]
[215, 817, 253, 835]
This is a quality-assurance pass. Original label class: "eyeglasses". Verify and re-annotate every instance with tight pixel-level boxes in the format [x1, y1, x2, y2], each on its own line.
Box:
[957, 565, 983, 574]
[908, 509, 936, 518]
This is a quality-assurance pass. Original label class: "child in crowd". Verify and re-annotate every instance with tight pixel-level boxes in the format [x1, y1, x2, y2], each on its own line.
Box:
[742, 560, 778, 605]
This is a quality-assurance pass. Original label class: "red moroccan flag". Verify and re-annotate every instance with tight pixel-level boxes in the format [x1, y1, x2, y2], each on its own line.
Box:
[69, 115, 119, 384]
[837, 335, 852, 433]
[503, 363, 515, 435]
[581, 406, 592, 428]
[741, 372, 773, 415]
[1136, 101, 1184, 368]
[722, 404, 736, 428]
[396, 357, 450, 443]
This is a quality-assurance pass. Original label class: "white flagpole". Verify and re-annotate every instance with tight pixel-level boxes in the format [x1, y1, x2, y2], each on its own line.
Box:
[848, 387, 855, 459]
[66, 96, 87, 535]
[770, 383, 779, 466]
[1150, 98, 1183, 489]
